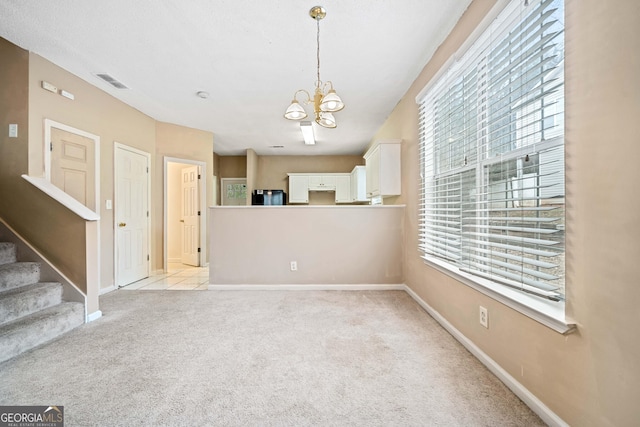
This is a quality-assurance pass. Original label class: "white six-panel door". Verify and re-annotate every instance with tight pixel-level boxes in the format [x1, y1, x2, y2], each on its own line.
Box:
[115, 144, 150, 287]
[181, 165, 200, 266]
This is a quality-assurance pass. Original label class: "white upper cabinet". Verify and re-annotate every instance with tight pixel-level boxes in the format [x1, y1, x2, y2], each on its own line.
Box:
[350, 165, 368, 202]
[335, 175, 351, 203]
[288, 175, 309, 203]
[288, 173, 353, 204]
[308, 175, 337, 191]
[364, 140, 401, 198]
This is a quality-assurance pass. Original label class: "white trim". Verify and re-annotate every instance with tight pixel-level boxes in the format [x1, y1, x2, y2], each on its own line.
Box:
[208, 284, 406, 291]
[86, 310, 102, 323]
[403, 285, 569, 427]
[21, 175, 100, 221]
[114, 143, 151, 287]
[99, 285, 116, 295]
[163, 157, 208, 271]
[421, 255, 575, 334]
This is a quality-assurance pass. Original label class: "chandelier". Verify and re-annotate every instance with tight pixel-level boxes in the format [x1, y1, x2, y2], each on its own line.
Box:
[284, 6, 345, 128]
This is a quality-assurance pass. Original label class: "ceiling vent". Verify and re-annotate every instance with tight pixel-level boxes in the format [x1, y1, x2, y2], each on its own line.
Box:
[94, 73, 129, 89]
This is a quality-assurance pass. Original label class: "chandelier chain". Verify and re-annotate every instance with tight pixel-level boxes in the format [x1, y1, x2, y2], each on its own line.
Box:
[316, 17, 321, 87]
[283, 6, 343, 129]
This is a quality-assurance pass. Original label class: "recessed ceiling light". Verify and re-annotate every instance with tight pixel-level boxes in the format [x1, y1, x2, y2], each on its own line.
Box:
[196, 91, 209, 99]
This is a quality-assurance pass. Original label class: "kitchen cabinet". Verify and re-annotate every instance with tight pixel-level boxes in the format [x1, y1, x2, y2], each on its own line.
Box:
[364, 140, 401, 198]
[335, 175, 351, 203]
[288, 175, 309, 203]
[288, 173, 353, 204]
[350, 165, 368, 202]
[308, 175, 337, 191]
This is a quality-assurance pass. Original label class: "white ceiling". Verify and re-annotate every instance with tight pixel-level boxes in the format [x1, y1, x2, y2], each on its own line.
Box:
[0, 0, 471, 156]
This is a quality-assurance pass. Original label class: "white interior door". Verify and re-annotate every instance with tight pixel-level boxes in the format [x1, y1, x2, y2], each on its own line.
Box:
[115, 145, 150, 287]
[50, 127, 96, 211]
[181, 165, 200, 266]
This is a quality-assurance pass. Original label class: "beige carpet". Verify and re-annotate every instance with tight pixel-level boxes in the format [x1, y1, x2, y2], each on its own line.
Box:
[0, 290, 544, 426]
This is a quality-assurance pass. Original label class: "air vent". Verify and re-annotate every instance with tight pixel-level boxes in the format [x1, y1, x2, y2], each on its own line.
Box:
[269, 145, 285, 149]
[94, 73, 129, 89]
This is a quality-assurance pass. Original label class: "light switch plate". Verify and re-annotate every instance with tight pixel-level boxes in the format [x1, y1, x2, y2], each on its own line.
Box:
[8, 124, 18, 138]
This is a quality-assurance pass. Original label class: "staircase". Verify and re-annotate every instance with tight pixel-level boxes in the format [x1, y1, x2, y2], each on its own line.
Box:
[0, 242, 84, 363]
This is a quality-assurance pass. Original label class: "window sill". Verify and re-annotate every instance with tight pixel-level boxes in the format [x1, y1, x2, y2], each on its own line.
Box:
[421, 255, 576, 334]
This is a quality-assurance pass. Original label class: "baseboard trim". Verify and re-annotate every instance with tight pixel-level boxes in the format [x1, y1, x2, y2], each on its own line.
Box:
[403, 285, 568, 427]
[86, 310, 102, 323]
[99, 285, 116, 295]
[208, 284, 405, 291]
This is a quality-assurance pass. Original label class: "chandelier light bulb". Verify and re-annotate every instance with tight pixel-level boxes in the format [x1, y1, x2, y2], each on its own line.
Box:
[317, 112, 337, 128]
[320, 89, 344, 112]
[284, 100, 308, 120]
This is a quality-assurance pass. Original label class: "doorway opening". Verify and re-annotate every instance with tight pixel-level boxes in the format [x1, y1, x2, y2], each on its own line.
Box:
[164, 157, 207, 272]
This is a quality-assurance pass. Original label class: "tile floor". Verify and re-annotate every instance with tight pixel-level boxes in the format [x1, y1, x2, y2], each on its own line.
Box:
[121, 263, 209, 291]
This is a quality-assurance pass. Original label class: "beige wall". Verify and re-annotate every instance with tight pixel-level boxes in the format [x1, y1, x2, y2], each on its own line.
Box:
[218, 156, 247, 179]
[210, 206, 403, 285]
[0, 39, 92, 291]
[3, 42, 216, 295]
[27, 53, 157, 291]
[373, 0, 640, 425]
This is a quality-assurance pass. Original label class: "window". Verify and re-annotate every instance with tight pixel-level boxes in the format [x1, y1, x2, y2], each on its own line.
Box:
[418, 0, 565, 302]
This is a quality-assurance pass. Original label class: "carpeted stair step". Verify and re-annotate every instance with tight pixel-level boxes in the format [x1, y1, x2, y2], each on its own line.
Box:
[0, 301, 84, 363]
[0, 262, 40, 292]
[0, 243, 17, 266]
[0, 282, 63, 326]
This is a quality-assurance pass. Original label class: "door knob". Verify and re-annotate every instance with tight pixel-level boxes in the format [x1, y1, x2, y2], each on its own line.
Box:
[180, 220, 184, 223]
[118, 222, 126, 227]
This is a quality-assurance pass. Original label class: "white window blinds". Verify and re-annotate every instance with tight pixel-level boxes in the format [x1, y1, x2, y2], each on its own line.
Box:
[418, 0, 565, 300]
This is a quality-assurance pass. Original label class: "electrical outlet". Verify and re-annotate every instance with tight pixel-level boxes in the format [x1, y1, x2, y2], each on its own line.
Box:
[479, 306, 489, 328]
[290, 261, 297, 271]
